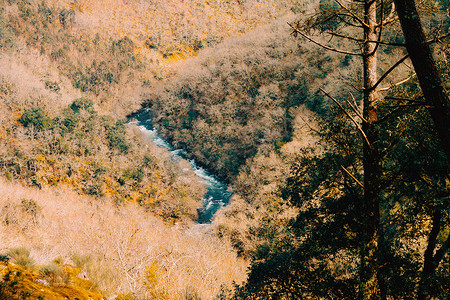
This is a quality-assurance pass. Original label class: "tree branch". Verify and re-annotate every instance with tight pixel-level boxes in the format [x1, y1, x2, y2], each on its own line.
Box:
[417, 209, 444, 300]
[319, 88, 372, 148]
[336, 13, 365, 28]
[384, 103, 431, 108]
[368, 54, 410, 92]
[379, 75, 414, 91]
[340, 165, 364, 188]
[378, 2, 397, 27]
[375, 106, 401, 124]
[432, 232, 450, 270]
[297, 115, 321, 136]
[345, 92, 368, 123]
[369, 40, 405, 46]
[326, 31, 364, 43]
[327, 29, 406, 46]
[334, 0, 369, 28]
[394, 0, 450, 161]
[289, 23, 362, 56]
[379, 120, 410, 157]
[325, 31, 405, 46]
[426, 31, 450, 45]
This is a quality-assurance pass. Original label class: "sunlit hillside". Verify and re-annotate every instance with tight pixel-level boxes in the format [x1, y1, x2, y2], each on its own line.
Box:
[1, 0, 289, 298]
[0, 178, 248, 298]
[41, 0, 304, 63]
[1, 0, 448, 298]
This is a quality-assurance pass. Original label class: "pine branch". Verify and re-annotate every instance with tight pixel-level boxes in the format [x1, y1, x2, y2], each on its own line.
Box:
[319, 88, 372, 148]
[379, 75, 414, 91]
[368, 54, 410, 92]
[289, 23, 362, 56]
[379, 120, 410, 157]
[326, 31, 406, 46]
[334, 0, 369, 28]
[340, 165, 364, 188]
[345, 92, 367, 123]
[378, 2, 397, 27]
[336, 13, 365, 27]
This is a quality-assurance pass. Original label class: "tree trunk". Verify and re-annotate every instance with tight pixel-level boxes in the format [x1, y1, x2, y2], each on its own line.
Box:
[360, 0, 381, 298]
[393, 0, 450, 160]
[417, 209, 442, 300]
[393, 1, 449, 297]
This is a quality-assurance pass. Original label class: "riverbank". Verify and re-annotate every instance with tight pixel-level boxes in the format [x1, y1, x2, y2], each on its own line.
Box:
[129, 109, 232, 223]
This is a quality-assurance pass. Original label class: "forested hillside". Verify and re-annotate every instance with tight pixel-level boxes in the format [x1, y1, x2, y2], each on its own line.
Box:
[152, 15, 355, 180]
[1, 0, 449, 299]
[151, 0, 449, 298]
[0, 178, 247, 299]
[0, 0, 304, 298]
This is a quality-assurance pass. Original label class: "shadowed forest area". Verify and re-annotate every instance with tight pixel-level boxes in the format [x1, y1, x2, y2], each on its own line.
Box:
[0, 0, 449, 299]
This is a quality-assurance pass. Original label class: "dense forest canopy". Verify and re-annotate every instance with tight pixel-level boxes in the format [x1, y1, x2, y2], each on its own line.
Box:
[0, 0, 449, 299]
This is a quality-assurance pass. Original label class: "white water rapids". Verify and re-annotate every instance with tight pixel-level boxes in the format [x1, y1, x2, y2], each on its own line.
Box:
[131, 109, 232, 223]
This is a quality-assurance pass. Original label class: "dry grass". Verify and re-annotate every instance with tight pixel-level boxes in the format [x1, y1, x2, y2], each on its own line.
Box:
[0, 49, 82, 116]
[44, 0, 303, 54]
[0, 178, 248, 299]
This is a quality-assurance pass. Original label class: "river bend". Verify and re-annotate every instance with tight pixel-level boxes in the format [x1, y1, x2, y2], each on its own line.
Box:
[131, 109, 232, 223]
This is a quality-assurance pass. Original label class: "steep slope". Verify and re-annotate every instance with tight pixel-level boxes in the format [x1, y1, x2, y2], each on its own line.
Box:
[151, 15, 360, 181]
[0, 1, 300, 297]
[0, 0, 206, 222]
[0, 179, 248, 298]
[45, 0, 305, 60]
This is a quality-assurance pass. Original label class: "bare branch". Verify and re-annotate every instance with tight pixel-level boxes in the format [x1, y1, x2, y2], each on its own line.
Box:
[298, 115, 321, 136]
[345, 92, 368, 123]
[327, 30, 405, 46]
[350, 89, 360, 108]
[427, 32, 450, 45]
[336, 13, 365, 28]
[289, 23, 362, 56]
[326, 31, 363, 43]
[379, 75, 414, 91]
[340, 165, 364, 188]
[334, 0, 369, 28]
[348, 81, 363, 93]
[378, 2, 397, 27]
[368, 54, 410, 92]
[425, 20, 446, 43]
[381, 15, 399, 26]
[319, 88, 372, 148]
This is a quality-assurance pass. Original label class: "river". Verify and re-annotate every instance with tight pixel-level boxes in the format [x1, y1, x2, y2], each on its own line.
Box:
[130, 109, 232, 223]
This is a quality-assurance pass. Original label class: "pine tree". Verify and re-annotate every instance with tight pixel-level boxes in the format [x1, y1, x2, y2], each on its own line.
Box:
[238, 0, 449, 298]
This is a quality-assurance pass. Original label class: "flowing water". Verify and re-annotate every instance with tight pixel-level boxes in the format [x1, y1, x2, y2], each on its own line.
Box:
[130, 109, 232, 223]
